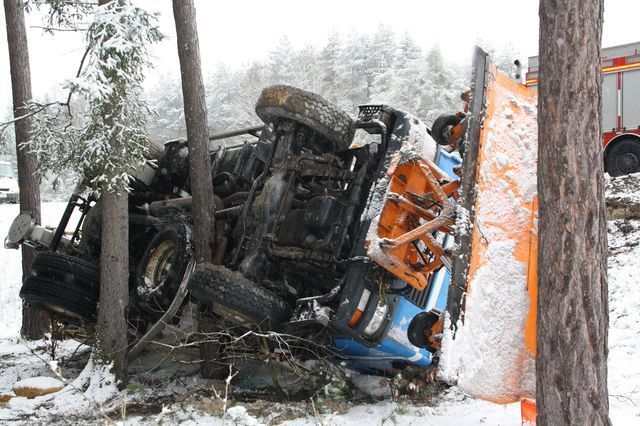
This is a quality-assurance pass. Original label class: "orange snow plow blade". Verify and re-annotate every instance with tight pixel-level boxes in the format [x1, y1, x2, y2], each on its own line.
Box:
[440, 48, 539, 404]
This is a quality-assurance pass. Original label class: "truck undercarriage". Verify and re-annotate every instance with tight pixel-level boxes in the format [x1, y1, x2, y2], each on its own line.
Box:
[6, 84, 458, 374]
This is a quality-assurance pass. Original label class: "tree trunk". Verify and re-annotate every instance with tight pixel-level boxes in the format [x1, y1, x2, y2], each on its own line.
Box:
[96, 186, 129, 385]
[537, 1, 610, 424]
[172, 0, 224, 379]
[4, 0, 46, 340]
[91, 0, 129, 386]
[172, 0, 215, 264]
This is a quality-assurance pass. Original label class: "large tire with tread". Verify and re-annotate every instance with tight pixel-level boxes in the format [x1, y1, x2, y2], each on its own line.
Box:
[31, 252, 100, 292]
[188, 264, 291, 331]
[23, 252, 100, 322]
[20, 276, 98, 322]
[255, 85, 355, 152]
[606, 138, 640, 177]
[134, 221, 192, 321]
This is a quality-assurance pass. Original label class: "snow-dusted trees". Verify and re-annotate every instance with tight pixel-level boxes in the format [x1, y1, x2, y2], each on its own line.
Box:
[27, 2, 162, 191]
[24, 0, 162, 383]
[318, 30, 342, 102]
[145, 28, 473, 143]
[89, 0, 162, 384]
[337, 31, 371, 107]
[3, 0, 46, 340]
[268, 35, 294, 84]
[537, 0, 610, 424]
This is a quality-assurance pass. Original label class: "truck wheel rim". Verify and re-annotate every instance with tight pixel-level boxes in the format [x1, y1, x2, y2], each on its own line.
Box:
[143, 240, 176, 289]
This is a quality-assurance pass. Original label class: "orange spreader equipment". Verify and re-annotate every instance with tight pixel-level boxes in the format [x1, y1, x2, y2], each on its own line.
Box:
[363, 46, 539, 412]
[365, 150, 459, 292]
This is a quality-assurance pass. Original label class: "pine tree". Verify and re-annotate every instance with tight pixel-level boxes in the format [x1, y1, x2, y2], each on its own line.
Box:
[338, 31, 371, 108]
[3, 0, 47, 340]
[537, 0, 610, 423]
[318, 30, 342, 102]
[268, 35, 294, 84]
[23, 0, 163, 384]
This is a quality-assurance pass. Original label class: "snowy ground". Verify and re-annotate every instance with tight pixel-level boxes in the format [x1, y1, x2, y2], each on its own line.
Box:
[1, 176, 639, 424]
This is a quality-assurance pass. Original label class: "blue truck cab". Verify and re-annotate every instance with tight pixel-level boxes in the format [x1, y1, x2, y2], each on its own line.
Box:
[332, 148, 459, 374]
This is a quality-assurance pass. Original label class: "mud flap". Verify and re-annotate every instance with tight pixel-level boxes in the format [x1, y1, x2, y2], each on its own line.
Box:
[440, 47, 539, 404]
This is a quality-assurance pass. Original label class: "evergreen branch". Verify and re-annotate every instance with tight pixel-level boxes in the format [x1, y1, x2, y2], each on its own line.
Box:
[30, 25, 86, 31]
[0, 101, 67, 130]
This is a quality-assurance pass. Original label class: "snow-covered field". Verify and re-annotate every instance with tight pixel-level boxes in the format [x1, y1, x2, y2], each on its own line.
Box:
[0, 183, 639, 424]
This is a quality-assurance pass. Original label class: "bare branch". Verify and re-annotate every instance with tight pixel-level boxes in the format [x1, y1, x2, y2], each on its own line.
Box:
[30, 25, 86, 31]
[0, 101, 67, 130]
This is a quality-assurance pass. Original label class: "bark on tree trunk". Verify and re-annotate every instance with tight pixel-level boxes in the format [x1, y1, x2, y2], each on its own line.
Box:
[537, 1, 610, 424]
[172, 0, 215, 264]
[4, 0, 46, 340]
[172, 0, 224, 379]
[96, 186, 129, 385]
[91, 0, 129, 386]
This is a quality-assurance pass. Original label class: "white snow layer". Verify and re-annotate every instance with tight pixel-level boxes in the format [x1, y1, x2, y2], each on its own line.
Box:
[12, 377, 63, 391]
[2, 178, 640, 423]
[439, 79, 538, 403]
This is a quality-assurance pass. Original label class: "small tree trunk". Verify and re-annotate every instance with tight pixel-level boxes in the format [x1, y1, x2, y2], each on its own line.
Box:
[173, 0, 224, 379]
[537, 0, 610, 424]
[4, 0, 46, 339]
[90, 0, 129, 385]
[172, 0, 215, 264]
[95, 185, 129, 385]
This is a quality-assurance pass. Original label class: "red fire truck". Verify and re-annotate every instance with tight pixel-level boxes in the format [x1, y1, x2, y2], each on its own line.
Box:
[525, 41, 640, 176]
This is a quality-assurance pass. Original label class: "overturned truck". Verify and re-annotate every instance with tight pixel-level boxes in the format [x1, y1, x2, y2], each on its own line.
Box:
[6, 84, 461, 374]
[6, 49, 538, 402]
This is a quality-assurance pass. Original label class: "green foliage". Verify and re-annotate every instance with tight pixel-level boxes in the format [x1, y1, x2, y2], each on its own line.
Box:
[126, 382, 148, 397]
[26, 0, 95, 32]
[24, 0, 163, 194]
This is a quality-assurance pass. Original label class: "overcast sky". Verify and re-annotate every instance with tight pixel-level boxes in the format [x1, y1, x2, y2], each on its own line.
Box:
[1, 0, 639, 119]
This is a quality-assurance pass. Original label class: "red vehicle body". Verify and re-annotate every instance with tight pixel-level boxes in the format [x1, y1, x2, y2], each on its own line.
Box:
[526, 41, 640, 176]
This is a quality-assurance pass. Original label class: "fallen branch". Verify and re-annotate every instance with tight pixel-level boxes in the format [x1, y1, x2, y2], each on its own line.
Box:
[127, 258, 195, 363]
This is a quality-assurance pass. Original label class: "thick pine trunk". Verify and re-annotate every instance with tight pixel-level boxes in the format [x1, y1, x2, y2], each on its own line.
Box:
[537, 0, 610, 424]
[4, 0, 46, 339]
[172, 0, 224, 379]
[96, 186, 129, 384]
[172, 0, 215, 264]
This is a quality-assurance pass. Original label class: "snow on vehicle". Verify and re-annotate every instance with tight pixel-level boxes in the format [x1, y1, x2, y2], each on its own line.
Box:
[526, 41, 640, 176]
[435, 48, 538, 405]
[5, 85, 461, 375]
[0, 161, 19, 204]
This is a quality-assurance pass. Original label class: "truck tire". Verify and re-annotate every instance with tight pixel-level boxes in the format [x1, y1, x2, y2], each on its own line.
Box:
[431, 114, 462, 146]
[606, 138, 640, 177]
[255, 85, 355, 152]
[188, 264, 291, 331]
[134, 221, 192, 321]
[407, 311, 440, 354]
[20, 275, 98, 321]
[30, 252, 100, 292]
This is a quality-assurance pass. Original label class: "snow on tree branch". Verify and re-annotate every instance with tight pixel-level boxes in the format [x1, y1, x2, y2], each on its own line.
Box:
[26, 0, 97, 33]
[24, 0, 163, 194]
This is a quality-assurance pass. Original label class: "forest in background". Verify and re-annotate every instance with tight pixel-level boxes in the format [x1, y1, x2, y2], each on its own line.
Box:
[1, 26, 519, 200]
